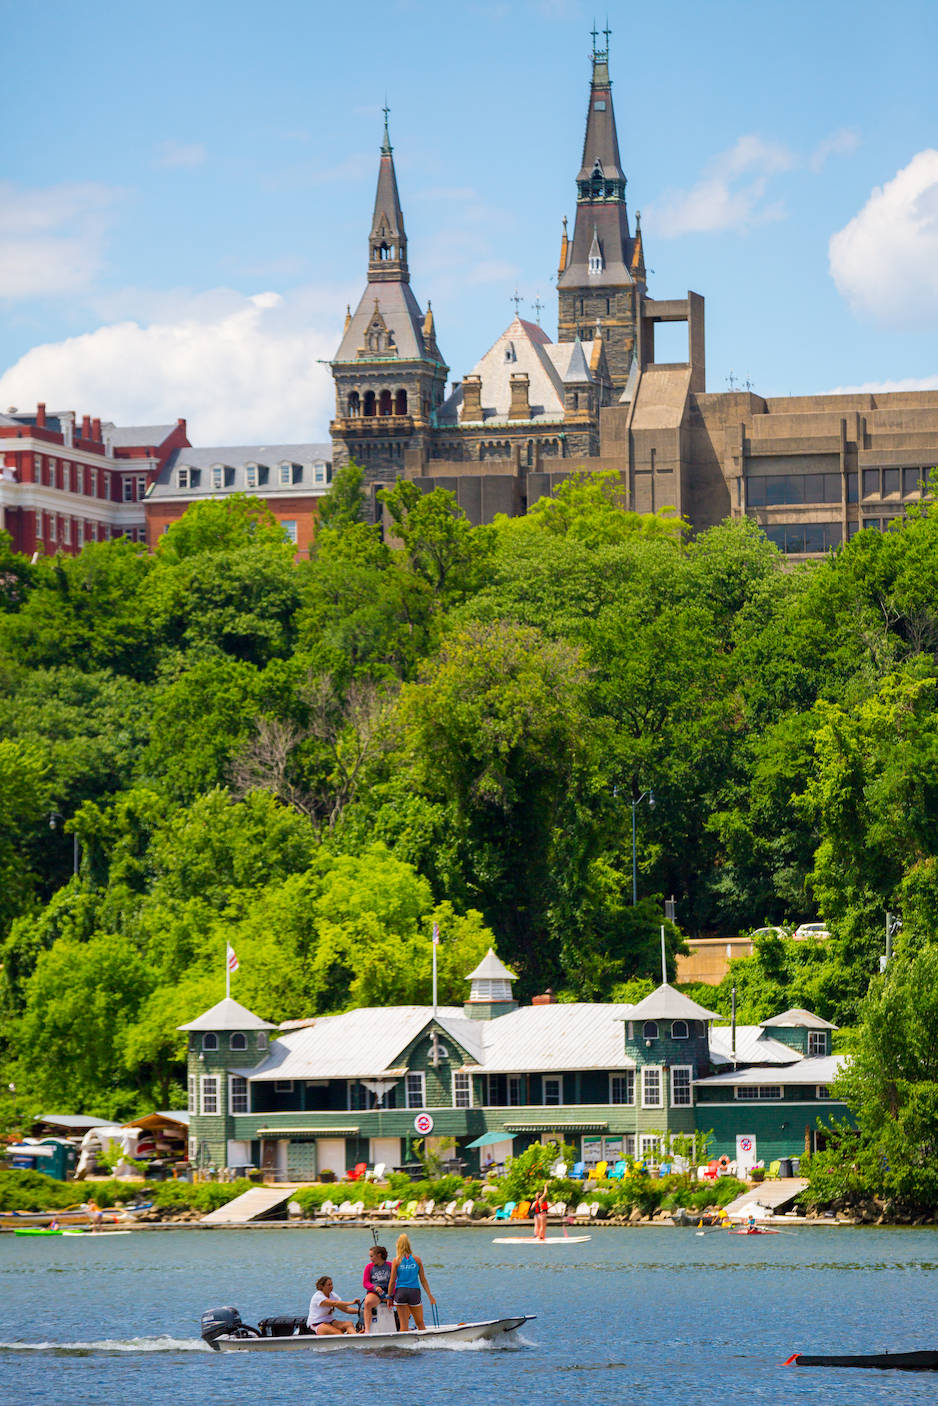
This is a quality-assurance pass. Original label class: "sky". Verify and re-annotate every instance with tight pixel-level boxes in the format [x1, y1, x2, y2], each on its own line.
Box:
[3, 0, 938, 446]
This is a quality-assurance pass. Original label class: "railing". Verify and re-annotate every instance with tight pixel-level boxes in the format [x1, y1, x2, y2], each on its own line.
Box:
[331, 415, 414, 434]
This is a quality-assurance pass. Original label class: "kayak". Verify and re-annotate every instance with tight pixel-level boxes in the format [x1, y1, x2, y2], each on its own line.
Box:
[202, 1306, 533, 1352]
[492, 1236, 591, 1244]
[12, 1227, 132, 1237]
[730, 1227, 781, 1235]
[786, 1350, 938, 1371]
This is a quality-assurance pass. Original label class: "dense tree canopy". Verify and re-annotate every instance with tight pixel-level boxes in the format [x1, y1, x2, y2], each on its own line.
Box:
[3, 469, 938, 1122]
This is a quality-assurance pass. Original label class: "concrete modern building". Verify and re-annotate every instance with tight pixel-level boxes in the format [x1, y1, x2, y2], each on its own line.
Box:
[331, 33, 938, 554]
[181, 964, 847, 1181]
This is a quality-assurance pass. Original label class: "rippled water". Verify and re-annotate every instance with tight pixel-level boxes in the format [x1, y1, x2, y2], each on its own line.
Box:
[3, 1224, 938, 1404]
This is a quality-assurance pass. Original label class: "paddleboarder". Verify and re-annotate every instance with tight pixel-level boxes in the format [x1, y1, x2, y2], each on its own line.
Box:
[531, 1184, 550, 1241]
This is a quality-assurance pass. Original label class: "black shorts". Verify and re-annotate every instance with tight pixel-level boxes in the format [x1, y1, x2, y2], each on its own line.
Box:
[394, 1286, 421, 1306]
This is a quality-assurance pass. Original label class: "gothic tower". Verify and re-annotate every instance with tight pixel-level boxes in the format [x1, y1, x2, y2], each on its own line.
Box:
[330, 111, 449, 489]
[556, 30, 645, 395]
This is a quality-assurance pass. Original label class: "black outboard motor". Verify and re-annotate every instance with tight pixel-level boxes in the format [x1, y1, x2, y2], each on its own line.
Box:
[201, 1305, 254, 1349]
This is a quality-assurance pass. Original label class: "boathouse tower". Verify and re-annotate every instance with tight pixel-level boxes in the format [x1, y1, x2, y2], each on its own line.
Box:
[621, 984, 719, 1158]
[179, 997, 276, 1172]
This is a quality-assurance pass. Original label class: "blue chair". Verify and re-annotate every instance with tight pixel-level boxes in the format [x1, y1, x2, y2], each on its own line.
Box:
[607, 1160, 627, 1180]
[494, 1201, 517, 1221]
[570, 1161, 586, 1179]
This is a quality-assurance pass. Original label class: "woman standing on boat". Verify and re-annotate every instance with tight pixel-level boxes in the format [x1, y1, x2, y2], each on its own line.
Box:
[531, 1184, 550, 1241]
[388, 1233, 435, 1332]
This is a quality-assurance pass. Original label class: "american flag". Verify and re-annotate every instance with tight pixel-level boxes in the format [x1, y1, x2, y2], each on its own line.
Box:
[226, 943, 239, 973]
[432, 923, 440, 946]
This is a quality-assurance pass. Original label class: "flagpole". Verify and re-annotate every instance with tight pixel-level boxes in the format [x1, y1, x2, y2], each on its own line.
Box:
[432, 923, 439, 1018]
[226, 944, 230, 1000]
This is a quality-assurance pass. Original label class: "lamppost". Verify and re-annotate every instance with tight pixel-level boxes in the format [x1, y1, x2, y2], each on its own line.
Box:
[631, 789, 654, 904]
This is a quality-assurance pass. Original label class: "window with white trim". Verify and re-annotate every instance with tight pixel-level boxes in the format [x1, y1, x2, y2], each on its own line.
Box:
[816, 1084, 830, 1098]
[211, 465, 223, 489]
[735, 1085, 782, 1100]
[279, 462, 292, 486]
[188, 1136, 199, 1160]
[103, 471, 110, 497]
[49, 515, 57, 543]
[229, 1075, 249, 1114]
[642, 1021, 659, 1040]
[89, 468, 97, 496]
[136, 475, 146, 500]
[642, 1066, 663, 1107]
[807, 1032, 827, 1057]
[63, 517, 71, 545]
[188, 1075, 197, 1113]
[314, 462, 326, 484]
[178, 467, 190, 489]
[609, 1072, 635, 1105]
[671, 1066, 693, 1106]
[257, 1033, 268, 1050]
[281, 519, 298, 544]
[230, 1032, 247, 1051]
[123, 477, 133, 501]
[245, 465, 258, 489]
[639, 1133, 661, 1158]
[406, 1072, 425, 1108]
[200, 1074, 220, 1115]
[543, 1076, 562, 1106]
[452, 1072, 472, 1108]
[76, 520, 84, 545]
[202, 1032, 218, 1051]
[671, 1020, 689, 1040]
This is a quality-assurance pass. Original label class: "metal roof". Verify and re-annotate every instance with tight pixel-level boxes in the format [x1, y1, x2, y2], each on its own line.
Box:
[178, 998, 276, 1032]
[34, 1114, 104, 1131]
[243, 1006, 470, 1081]
[438, 318, 599, 426]
[470, 1003, 636, 1073]
[761, 1008, 838, 1031]
[709, 1026, 802, 1067]
[465, 948, 516, 982]
[695, 1055, 845, 1088]
[107, 423, 178, 447]
[623, 984, 721, 1022]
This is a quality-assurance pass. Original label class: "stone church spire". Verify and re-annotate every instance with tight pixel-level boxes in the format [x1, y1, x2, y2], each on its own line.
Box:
[368, 104, 409, 283]
[556, 28, 645, 394]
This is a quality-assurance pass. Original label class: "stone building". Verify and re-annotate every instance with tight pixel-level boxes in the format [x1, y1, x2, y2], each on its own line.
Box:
[331, 34, 938, 555]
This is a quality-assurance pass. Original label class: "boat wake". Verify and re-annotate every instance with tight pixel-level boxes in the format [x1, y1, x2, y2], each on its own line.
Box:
[0, 1336, 209, 1354]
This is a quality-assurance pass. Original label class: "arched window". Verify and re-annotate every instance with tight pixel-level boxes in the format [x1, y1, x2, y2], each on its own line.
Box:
[642, 1021, 658, 1040]
[395, 389, 407, 414]
[379, 389, 392, 416]
[230, 1032, 247, 1051]
[671, 1020, 689, 1040]
[363, 390, 376, 417]
[347, 391, 360, 416]
[202, 1032, 218, 1051]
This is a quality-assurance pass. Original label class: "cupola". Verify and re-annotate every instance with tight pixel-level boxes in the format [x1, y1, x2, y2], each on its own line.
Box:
[463, 948, 518, 1020]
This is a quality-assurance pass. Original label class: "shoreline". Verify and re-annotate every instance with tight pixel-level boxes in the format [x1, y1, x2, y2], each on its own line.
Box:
[0, 1214, 883, 1232]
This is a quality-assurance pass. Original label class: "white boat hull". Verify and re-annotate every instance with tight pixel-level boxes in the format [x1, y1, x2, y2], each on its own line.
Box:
[212, 1316, 533, 1351]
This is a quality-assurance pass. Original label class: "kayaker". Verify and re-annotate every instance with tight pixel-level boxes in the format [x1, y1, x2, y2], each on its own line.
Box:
[388, 1233, 435, 1332]
[306, 1275, 361, 1335]
[362, 1244, 393, 1332]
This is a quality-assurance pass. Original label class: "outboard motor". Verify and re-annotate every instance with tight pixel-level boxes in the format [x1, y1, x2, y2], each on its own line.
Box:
[201, 1306, 249, 1349]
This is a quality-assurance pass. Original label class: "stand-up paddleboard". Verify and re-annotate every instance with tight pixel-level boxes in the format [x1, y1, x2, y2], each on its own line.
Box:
[62, 1230, 132, 1237]
[492, 1235, 591, 1244]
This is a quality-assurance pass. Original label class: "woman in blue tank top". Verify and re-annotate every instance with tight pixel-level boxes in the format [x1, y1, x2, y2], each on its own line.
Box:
[388, 1232, 435, 1332]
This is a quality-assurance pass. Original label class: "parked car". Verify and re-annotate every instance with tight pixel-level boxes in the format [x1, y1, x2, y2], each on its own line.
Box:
[750, 926, 792, 939]
[794, 921, 830, 939]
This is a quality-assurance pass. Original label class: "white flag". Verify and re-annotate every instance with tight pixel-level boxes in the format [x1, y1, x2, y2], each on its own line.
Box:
[226, 943, 239, 973]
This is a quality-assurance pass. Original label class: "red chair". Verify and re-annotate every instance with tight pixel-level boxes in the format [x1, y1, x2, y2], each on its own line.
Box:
[347, 1162, 368, 1181]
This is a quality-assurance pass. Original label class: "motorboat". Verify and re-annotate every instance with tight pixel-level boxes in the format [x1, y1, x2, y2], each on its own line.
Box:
[785, 1350, 938, 1371]
[201, 1305, 533, 1352]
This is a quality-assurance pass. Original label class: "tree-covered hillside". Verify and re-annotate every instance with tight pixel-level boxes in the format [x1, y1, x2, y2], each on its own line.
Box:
[3, 468, 938, 1123]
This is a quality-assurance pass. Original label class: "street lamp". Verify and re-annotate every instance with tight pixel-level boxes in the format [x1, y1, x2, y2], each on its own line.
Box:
[631, 789, 654, 904]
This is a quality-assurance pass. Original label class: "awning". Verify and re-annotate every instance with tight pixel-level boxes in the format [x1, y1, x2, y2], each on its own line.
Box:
[504, 1121, 608, 1133]
[465, 1132, 517, 1150]
[256, 1126, 360, 1137]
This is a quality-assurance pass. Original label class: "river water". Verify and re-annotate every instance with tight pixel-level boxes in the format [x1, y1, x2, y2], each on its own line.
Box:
[2, 1224, 938, 1404]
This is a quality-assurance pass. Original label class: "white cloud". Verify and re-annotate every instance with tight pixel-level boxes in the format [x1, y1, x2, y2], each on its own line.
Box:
[0, 181, 119, 298]
[829, 150, 938, 327]
[809, 127, 860, 173]
[0, 286, 350, 442]
[823, 372, 938, 395]
[155, 141, 207, 169]
[648, 136, 793, 238]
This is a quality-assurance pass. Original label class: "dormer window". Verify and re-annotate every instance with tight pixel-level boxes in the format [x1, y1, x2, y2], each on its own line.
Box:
[178, 467, 190, 490]
[808, 1032, 827, 1057]
[202, 1032, 218, 1051]
[671, 1020, 689, 1040]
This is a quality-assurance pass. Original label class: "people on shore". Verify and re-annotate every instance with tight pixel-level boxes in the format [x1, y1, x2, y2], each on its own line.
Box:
[531, 1184, 550, 1241]
[306, 1275, 361, 1335]
[362, 1244, 393, 1332]
[387, 1233, 435, 1332]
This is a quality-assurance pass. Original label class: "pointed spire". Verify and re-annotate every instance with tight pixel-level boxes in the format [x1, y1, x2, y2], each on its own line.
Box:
[630, 209, 645, 281]
[368, 108, 409, 284]
[344, 303, 352, 332]
[588, 223, 603, 275]
[558, 214, 569, 278]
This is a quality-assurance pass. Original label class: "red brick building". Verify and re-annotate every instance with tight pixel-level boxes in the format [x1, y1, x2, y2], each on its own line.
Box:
[0, 403, 189, 556]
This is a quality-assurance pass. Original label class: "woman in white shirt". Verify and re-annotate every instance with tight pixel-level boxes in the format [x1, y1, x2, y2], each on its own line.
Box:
[307, 1275, 360, 1335]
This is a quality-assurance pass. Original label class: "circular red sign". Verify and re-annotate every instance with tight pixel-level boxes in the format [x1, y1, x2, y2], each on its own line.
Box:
[413, 1112, 434, 1135]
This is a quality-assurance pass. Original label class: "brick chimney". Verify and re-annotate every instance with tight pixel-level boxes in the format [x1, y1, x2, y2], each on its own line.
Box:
[509, 373, 530, 419]
[81, 415, 92, 440]
[461, 374, 483, 421]
[91, 418, 101, 441]
[531, 988, 557, 1006]
[36, 402, 46, 428]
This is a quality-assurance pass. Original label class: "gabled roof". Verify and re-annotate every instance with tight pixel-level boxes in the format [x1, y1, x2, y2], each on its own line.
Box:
[465, 948, 516, 982]
[106, 423, 178, 448]
[243, 1006, 473, 1081]
[623, 983, 721, 1022]
[709, 1025, 802, 1067]
[761, 1008, 838, 1031]
[441, 317, 602, 426]
[466, 1003, 636, 1074]
[563, 339, 592, 384]
[178, 998, 276, 1032]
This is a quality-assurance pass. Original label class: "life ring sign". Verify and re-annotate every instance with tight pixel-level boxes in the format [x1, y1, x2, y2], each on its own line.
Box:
[739, 1137, 753, 1153]
[413, 1112, 434, 1135]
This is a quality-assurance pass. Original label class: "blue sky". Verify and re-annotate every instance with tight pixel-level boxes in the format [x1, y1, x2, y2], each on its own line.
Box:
[2, 0, 938, 443]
